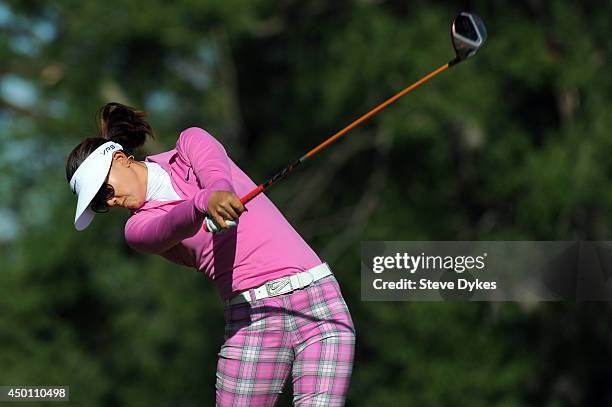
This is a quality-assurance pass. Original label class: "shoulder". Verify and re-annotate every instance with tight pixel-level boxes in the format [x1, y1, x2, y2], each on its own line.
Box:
[176, 126, 226, 157]
[123, 212, 142, 247]
[177, 127, 217, 147]
[123, 208, 159, 245]
[178, 126, 209, 139]
[123, 211, 157, 253]
[124, 210, 146, 233]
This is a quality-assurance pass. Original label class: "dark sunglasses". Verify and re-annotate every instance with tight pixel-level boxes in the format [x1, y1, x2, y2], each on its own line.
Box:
[90, 179, 115, 213]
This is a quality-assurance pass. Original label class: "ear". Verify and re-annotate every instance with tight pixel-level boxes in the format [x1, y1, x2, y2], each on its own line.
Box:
[112, 151, 130, 167]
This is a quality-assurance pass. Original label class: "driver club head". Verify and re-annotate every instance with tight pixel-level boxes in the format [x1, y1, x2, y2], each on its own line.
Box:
[450, 12, 487, 64]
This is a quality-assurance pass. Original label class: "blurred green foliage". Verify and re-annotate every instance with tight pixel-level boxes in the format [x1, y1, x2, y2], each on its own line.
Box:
[1, 0, 612, 405]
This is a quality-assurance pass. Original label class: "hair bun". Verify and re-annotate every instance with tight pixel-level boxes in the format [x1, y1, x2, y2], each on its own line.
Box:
[97, 102, 155, 151]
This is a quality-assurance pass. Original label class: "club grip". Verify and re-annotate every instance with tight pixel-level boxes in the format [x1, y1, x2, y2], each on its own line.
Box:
[240, 184, 265, 205]
[202, 184, 264, 232]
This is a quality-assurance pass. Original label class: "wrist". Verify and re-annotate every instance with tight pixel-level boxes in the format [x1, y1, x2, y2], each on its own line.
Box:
[194, 181, 235, 214]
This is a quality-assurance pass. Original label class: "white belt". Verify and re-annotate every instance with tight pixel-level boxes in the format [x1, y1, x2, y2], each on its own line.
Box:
[225, 263, 333, 306]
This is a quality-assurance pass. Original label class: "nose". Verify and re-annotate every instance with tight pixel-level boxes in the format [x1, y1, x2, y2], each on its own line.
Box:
[106, 197, 117, 208]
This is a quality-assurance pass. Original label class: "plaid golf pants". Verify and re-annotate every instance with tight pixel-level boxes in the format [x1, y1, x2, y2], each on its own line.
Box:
[215, 274, 356, 406]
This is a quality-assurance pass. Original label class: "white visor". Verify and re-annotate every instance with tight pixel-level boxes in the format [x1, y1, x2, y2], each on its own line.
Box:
[69, 141, 123, 231]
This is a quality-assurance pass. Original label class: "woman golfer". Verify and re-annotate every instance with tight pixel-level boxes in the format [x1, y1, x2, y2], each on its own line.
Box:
[65, 102, 356, 406]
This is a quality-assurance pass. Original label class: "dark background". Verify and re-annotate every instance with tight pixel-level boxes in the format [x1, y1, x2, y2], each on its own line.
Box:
[1, 1, 611, 405]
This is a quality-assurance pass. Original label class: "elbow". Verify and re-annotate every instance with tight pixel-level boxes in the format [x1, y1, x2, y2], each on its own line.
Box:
[125, 235, 163, 255]
[126, 240, 156, 255]
[124, 223, 168, 255]
[124, 217, 200, 255]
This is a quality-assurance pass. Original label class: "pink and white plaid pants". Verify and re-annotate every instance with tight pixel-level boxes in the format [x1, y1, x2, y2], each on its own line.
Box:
[215, 274, 356, 406]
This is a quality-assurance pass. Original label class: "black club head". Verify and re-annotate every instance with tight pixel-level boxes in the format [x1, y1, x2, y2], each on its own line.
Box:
[450, 12, 487, 64]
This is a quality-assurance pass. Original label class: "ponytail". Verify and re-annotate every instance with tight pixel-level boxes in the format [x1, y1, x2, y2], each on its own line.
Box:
[97, 102, 155, 152]
[65, 102, 154, 183]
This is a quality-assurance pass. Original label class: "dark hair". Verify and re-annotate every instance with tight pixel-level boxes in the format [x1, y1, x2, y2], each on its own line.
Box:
[65, 102, 155, 183]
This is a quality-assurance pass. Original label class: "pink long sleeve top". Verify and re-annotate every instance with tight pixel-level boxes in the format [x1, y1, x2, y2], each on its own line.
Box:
[124, 127, 323, 300]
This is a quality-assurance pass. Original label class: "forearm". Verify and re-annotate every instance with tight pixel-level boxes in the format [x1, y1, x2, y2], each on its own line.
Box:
[124, 197, 206, 254]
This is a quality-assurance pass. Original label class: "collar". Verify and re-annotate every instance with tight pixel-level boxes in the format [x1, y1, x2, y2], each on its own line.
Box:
[130, 149, 187, 214]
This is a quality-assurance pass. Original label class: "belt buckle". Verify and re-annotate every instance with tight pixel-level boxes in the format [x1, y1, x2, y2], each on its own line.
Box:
[265, 276, 293, 297]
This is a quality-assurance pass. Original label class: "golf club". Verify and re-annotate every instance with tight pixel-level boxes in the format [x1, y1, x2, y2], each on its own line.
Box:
[205, 11, 487, 230]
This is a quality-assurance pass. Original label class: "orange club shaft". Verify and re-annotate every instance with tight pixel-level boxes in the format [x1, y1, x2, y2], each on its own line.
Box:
[240, 62, 452, 206]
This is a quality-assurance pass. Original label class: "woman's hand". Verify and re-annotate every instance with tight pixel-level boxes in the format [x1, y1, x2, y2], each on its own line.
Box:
[204, 216, 236, 234]
[206, 191, 246, 231]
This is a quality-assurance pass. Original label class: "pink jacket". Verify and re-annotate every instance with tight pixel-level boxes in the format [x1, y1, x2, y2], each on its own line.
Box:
[124, 127, 322, 300]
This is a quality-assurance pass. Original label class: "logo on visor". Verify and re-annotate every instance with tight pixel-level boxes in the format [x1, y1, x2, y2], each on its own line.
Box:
[102, 145, 116, 155]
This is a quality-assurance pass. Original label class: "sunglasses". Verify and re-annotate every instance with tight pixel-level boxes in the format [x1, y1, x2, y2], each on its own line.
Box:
[90, 177, 115, 213]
